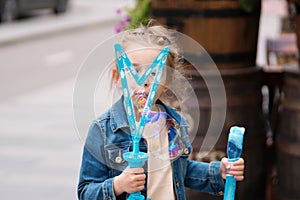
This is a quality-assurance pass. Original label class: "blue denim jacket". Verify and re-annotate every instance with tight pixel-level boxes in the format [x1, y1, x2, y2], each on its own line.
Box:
[78, 97, 224, 200]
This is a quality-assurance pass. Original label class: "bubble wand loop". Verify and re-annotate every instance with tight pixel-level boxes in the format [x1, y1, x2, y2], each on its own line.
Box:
[223, 126, 245, 200]
[114, 44, 170, 200]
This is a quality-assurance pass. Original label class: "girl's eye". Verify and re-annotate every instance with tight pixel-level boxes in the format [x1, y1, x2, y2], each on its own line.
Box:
[151, 72, 156, 76]
[135, 66, 142, 73]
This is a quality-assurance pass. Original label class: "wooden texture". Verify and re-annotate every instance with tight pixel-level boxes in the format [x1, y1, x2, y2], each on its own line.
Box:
[150, 0, 261, 69]
[185, 67, 267, 200]
[276, 68, 300, 200]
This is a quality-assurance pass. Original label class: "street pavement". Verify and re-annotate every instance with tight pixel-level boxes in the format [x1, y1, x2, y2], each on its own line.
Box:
[0, 0, 134, 46]
[0, 79, 81, 199]
[0, 0, 287, 199]
[0, 0, 132, 199]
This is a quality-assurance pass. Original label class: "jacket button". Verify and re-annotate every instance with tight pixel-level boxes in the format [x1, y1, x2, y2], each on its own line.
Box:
[176, 182, 180, 188]
[184, 148, 189, 155]
[115, 156, 122, 163]
[218, 191, 224, 195]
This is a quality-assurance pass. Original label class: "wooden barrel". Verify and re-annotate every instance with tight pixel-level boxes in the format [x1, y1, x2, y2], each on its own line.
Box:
[291, 1, 300, 56]
[150, 0, 261, 69]
[288, 1, 300, 64]
[185, 67, 267, 200]
[276, 68, 300, 200]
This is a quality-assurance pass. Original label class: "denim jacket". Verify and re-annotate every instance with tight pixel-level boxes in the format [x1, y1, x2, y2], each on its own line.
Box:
[78, 97, 224, 200]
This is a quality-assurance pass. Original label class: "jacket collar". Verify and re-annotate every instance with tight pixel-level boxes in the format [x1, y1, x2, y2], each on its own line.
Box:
[110, 97, 129, 133]
[110, 96, 189, 133]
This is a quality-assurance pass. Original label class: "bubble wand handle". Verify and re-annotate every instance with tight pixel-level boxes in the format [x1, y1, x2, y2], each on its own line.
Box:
[123, 149, 149, 200]
[223, 126, 245, 200]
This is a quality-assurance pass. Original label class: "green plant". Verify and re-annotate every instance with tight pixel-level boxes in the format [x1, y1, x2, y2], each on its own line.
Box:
[239, 0, 261, 13]
[125, 0, 150, 29]
[115, 0, 150, 33]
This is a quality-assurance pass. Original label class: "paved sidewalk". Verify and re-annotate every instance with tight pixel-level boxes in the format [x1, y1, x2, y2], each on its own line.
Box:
[0, 0, 133, 46]
[0, 78, 83, 199]
[0, 1, 134, 199]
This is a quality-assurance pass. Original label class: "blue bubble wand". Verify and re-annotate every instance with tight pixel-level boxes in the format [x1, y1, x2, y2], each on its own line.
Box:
[223, 126, 245, 200]
[114, 43, 170, 200]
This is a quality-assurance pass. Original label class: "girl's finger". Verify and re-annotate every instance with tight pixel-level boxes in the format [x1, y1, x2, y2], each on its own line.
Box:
[131, 167, 145, 174]
[229, 170, 244, 176]
[234, 175, 244, 181]
[229, 165, 244, 171]
[135, 174, 146, 181]
[232, 158, 244, 166]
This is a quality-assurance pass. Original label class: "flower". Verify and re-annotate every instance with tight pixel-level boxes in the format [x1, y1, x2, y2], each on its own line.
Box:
[114, 8, 131, 33]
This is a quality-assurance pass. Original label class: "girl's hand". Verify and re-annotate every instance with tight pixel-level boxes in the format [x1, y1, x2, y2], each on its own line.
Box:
[113, 166, 146, 196]
[220, 157, 245, 181]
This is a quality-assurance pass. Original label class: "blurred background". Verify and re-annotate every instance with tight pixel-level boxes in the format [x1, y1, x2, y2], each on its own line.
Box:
[0, 0, 298, 199]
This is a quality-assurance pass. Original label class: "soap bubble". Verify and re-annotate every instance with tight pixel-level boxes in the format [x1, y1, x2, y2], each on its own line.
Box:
[73, 28, 226, 171]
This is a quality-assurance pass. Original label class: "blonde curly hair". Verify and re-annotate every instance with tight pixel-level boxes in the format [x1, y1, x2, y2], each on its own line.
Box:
[118, 20, 183, 73]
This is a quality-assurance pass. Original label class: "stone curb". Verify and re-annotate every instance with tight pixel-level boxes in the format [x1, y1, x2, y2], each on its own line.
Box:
[0, 17, 117, 46]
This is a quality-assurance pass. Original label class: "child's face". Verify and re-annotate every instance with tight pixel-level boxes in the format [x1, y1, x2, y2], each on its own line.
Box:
[112, 48, 168, 112]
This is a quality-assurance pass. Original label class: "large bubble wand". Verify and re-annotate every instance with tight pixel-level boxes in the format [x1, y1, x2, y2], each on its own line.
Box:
[114, 43, 170, 200]
[223, 126, 245, 200]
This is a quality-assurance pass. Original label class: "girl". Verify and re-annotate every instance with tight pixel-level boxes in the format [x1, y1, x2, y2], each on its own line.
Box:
[77, 23, 244, 200]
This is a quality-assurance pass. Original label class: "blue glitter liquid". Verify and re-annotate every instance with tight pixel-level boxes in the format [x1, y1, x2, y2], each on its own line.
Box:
[223, 126, 245, 200]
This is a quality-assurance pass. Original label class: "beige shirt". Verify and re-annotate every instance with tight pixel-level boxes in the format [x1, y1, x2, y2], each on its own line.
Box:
[143, 114, 176, 200]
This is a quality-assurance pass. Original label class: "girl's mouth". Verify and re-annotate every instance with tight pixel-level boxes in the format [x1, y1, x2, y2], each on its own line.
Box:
[136, 92, 148, 114]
